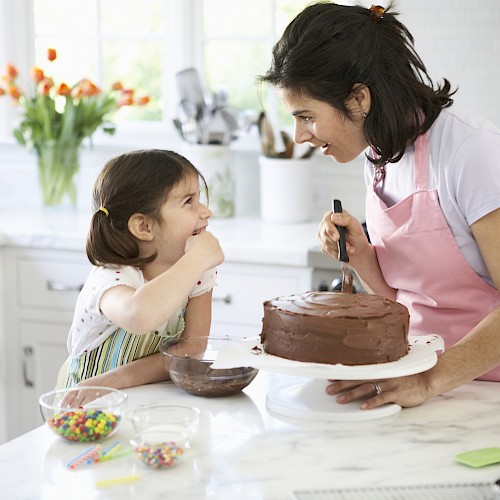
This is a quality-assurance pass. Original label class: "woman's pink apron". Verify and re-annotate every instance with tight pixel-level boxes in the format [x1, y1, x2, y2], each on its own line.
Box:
[365, 133, 500, 381]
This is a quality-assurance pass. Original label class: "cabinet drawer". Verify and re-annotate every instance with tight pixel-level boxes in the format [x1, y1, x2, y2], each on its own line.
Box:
[212, 267, 302, 329]
[18, 256, 90, 310]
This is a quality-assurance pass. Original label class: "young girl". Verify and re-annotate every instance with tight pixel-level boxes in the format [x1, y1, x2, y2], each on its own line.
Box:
[58, 149, 224, 395]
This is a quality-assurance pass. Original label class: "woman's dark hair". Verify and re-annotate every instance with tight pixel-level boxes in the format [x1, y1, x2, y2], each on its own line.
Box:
[86, 149, 207, 267]
[260, 1, 456, 165]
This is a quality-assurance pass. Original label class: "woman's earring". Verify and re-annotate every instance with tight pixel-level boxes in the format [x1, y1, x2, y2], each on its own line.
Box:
[361, 111, 368, 118]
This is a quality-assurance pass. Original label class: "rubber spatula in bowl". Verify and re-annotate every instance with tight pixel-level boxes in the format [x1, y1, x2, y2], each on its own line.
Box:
[332, 199, 354, 293]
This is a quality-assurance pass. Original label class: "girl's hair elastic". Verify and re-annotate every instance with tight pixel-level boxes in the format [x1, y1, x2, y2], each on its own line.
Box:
[369, 5, 385, 21]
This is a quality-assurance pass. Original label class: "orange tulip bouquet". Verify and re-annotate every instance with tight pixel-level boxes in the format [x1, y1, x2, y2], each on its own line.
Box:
[0, 48, 149, 206]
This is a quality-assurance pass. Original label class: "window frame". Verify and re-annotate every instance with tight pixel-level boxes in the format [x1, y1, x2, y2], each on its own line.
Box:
[0, 0, 204, 148]
[0, 0, 284, 150]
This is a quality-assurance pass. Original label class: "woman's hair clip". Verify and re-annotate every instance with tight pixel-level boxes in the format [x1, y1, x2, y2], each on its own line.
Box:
[369, 5, 385, 21]
[98, 206, 109, 217]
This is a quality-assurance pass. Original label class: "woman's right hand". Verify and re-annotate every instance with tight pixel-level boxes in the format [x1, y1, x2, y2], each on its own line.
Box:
[185, 230, 224, 270]
[316, 209, 369, 268]
[318, 209, 397, 298]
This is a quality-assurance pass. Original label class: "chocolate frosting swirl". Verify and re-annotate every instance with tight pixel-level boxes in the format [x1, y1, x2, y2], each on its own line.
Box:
[261, 291, 409, 365]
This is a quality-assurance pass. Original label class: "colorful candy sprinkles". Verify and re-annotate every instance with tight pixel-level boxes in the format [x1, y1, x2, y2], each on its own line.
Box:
[134, 441, 184, 469]
[47, 409, 120, 442]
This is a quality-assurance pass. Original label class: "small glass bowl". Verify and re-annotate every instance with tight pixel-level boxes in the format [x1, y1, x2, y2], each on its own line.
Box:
[39, 386, 127, 443]
[128, 404, 200, 469]
[160, 336, 259, 397]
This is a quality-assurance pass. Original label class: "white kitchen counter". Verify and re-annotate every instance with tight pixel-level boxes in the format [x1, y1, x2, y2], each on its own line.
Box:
[0, 206, 342, 446]
[0, 371, 499, 500]
[0, 205, 334, 268]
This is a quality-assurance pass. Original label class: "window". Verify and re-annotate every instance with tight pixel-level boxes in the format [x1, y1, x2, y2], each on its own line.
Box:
[0, 0, 317, 148]
[202, 0, 321, 124]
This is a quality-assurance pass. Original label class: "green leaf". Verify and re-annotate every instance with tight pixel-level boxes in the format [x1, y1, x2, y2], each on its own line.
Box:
[13, 128, 26, 146]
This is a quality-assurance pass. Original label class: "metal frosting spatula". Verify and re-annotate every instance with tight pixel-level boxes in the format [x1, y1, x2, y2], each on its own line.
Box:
[332, 199, 354, 293]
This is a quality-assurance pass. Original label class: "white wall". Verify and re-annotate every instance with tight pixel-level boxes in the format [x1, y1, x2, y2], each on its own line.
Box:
[395, 0, 500, 127]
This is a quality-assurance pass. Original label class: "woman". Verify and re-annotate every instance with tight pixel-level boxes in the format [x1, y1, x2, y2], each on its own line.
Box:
[260, 2, 500, 409]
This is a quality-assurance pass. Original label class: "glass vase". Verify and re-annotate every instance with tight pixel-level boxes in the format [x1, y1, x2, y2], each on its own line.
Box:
[36, 142, 80, 207]
[181, 144, 235, 218]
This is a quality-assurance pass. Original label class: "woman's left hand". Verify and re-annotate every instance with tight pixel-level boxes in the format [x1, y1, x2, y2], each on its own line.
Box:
[326, 373, 432, 409]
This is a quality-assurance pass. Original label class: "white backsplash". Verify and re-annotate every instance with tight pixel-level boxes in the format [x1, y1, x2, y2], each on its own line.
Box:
[0, 142, 367, 223]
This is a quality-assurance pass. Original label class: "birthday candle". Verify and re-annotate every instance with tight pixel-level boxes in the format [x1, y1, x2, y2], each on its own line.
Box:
[98, 447, 133, 462]
[69, 445, 101, 470]
[95, 474, 141, 488]
[97, 441, 121, 462]
[66, 445, 96, 469]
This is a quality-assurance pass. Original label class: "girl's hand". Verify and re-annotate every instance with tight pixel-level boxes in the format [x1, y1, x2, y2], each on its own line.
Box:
[317, 209, 369, 268]
[185, 230, 224, 270]
[325, 373, 432, 409]
[60, 381, 104, 407]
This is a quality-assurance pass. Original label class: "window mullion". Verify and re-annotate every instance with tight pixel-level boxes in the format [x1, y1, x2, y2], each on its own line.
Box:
[0, 0, 35, 142]
[96, 0, 103, 85]
[163, 0, 201, 124]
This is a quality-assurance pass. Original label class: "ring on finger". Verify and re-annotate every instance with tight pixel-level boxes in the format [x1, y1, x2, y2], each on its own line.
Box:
[373, 382, 383, 395]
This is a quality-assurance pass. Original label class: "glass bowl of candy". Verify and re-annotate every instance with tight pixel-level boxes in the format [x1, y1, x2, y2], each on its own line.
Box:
[128, 404, 200, 469]
[160, 336, 259, 397]
[39, 386, 127, 443]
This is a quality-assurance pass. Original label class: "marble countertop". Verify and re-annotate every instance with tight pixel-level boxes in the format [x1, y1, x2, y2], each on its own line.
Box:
[1, 371, 499, 500]
[0, 206, 334, 268]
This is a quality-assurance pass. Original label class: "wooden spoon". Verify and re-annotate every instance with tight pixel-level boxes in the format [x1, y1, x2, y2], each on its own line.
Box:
[258, 112, 276, 157]
[279, 130, 294, 158]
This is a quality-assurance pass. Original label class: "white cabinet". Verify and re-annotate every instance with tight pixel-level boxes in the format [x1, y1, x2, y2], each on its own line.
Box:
[19, 322, 70, 428]
[1, 247, 91, 441]
[0, 245, 339, 442]
[211, 262, 313, 337]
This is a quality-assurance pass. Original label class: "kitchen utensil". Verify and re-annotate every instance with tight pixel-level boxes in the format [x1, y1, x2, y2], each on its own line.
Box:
[300, 145, 317, 159]
[279, 130, 294, 158]
[332, 199, 354, 293]
[330, 277, 358, 294]
[455, 447, 500, 468]
[237, 109, 260, 135]
[176, 68, 208, 123]
[172, 118, 185, 140]
[176, 68, 212, 143]
[219, 106, 240, 137]
[206, 108, 231, 144]
[175, 68, 250, 145]
[177, 100, 202, 144]
[257, 111, 315, 158]
[258, 111, 276, 157]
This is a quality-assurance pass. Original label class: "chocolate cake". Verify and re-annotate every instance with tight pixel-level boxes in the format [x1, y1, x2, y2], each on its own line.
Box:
[260, 291, 409, 365]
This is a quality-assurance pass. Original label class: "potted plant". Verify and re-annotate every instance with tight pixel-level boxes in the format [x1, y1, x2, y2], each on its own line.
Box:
[0, 48, 149, 206]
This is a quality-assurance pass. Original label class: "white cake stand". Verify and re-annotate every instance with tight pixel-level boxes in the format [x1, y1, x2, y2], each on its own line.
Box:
[212, 335, 444, 422]
[266, 378, 401, 422]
